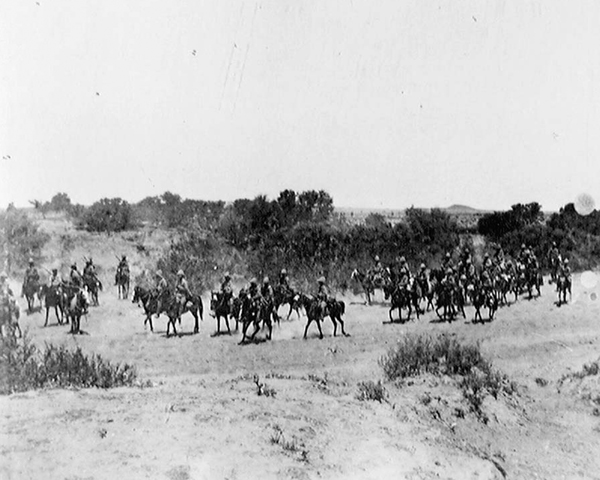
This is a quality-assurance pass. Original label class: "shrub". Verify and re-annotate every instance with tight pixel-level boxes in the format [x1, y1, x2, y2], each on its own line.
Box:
[80, 197, 136, 233]
[356, 380, 387, 402]
[0, 206, 50, 270]
[379, 334, 489, 381]
[0, 334, 137, 394]
[379, 334, 516, 420]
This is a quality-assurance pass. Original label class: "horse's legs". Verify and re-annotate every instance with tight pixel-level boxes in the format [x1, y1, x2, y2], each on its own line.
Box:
[316, 319, 324, 339]
[303, 318, 313, 339]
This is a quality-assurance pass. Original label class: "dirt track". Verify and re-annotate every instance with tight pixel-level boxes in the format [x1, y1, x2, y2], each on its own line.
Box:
[2, 266, 600, 480]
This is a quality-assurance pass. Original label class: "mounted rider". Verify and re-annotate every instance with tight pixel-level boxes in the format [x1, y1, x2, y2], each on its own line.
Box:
[397, 257, 411, 290]
[558, 258, 572, 285]
[248, 278, 261, 306]
[69, 264, 83, 287]
[154, 270, 168, 316]
[22, 258, 40, 294]
[220, 272, 233, 304]
[316, 276, 330, 310]
[441, 252, 454, 271]
[369, 255, 386, 284]
[175, 270, 192, 310]
[115, 255, 130, 284]
[83, 258, 96, 277]
[278, 269, 292, 294]
[48, 268, 62, 289]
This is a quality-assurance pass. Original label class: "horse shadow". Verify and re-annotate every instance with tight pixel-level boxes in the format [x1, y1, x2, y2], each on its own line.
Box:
[26, 306, 43, 315]
[238, 336, 270, 346]
[161, 331, 197, 339]
[210, 331, 233, 338]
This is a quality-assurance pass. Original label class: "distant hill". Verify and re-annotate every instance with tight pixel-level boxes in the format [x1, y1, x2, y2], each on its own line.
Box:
[443, 204, 489, 215]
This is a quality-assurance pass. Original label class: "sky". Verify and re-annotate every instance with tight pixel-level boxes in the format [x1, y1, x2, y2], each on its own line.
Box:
[1, 0, 599, 212]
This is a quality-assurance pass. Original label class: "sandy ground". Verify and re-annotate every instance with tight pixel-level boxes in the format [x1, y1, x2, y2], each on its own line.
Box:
[2, 219, 600, 479]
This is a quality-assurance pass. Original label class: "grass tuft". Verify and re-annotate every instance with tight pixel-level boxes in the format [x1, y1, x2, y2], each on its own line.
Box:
[356, 380, 387, 403]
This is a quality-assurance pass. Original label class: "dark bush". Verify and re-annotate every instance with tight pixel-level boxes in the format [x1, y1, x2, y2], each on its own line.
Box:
[0, 334, 137, 394]
[80, 197, 135, 233]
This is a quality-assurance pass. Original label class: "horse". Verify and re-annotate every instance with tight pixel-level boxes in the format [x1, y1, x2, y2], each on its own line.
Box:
[115, 267, 130, 300]
[273, 285, 303, 320]
[39, 284, 67, 326]
[163, 291, 204, 336]
[0, 297, 21, 338]
[386, 283, 419, 323]
[210, 290, 234, 334]
[296, 294, 349, 339]
[83, 273, 103, 306]
[556, 274, 571, 306]
[434, 281, 465, 322]
[21, 279, 41, 313]
[64, 287, 90, 334]
[350, 268, 380, 304]
[472, 284, 498, 323]
[132, 285, 160, 331]
[524, 266, 543, 299]
[238, 294, 273, 344]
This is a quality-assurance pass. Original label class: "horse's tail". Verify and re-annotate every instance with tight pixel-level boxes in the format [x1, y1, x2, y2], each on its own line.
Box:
[339, 300, 345, 316]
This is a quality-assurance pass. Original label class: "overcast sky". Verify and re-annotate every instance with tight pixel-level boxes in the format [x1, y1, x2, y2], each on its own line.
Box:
[1, 0, 599, 211]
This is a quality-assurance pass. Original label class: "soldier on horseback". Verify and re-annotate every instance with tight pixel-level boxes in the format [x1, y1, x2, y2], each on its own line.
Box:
[441, 252, 454, 271]
[278, 269, 291, 294]
[154, 270, 168, 317]
[316, 276, 330, 309]
[115, 255, 129, 284]
[69, 264, 82, 287]
[23, 258, 40, 290]
[48, 268, 61, 288]
[175, 270, 192, 310]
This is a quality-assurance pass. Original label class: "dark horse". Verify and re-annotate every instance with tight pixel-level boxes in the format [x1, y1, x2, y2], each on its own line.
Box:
[132, 285, 161, 331]
[384, 282, 420, 323]
[296, 294, 349, 339]
[238, 294, 274, 344]
[21, 279, 41, 313]
[39, 284, 67, 326]
[556, 274, 571, 306]
[349, 268, 386, 305]
[164, 291, 204, 337]
[83, 273, 103, 306]
[210, 290, 235, 334]
[273, 285, 303, 320]
[472, 284, 498, 323]
[115, 267, 130, 300]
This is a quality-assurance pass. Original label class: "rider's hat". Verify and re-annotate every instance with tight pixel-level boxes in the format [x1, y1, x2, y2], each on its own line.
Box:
[0, 271, 7, 279]
[445, 252, 451, 258]
[280, 268, 287, 275]
[250, 277, 257, 285]
[420, 263, 426, 269]
[317, 276, 326, 284]
[28, 258, 34, 264]
[399, 256, 406, 263]
[521, 243, 526, 249]
[374, 255, 380, 262]
[156, 269, 163, 276]
[177, 269, 185, 276]
[446, 268, 452, 274]
[564, 258, 569, 264]
[263, 276, 269, 283]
